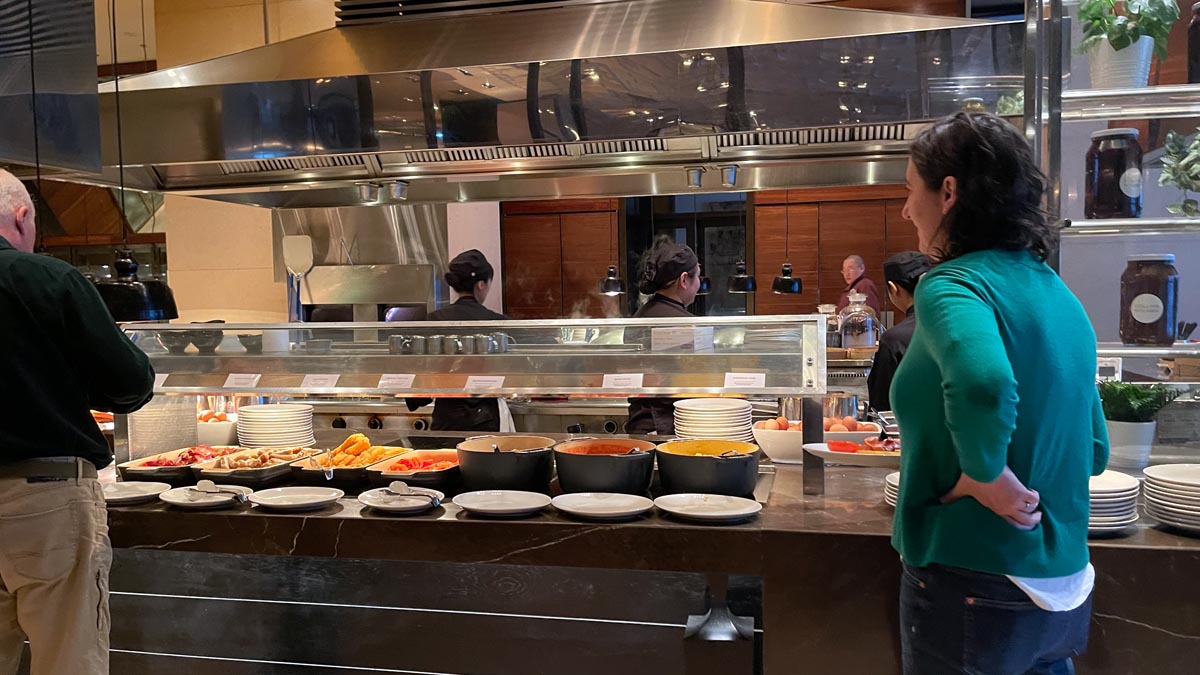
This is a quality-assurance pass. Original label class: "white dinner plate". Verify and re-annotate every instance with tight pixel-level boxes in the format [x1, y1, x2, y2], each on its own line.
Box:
[673, 399, 752, 413]
[1144, 480, 1200, 499]
[239, 404, 313, 413]
[1089, 504, 1138, 517]
[1088, 513, 1140, 525]
[552, 493, 655, 520]
[885, 472, 901, 489]
[1144, 502, 1200, 524]
[250, 486, 344, 512]
[802, 443, 901, 468]
[104, 481, 171, 505]
[1089, 470, 1141, 494]
[453, 490, 551, 517]
[1145, 509, 1200, 530]
[1142, 489, 1200, 507]
[1089, 489, 1141, 501]
[1143, 495, 1200, 517]
[1143, 465, 1200, 489]
[654, 493, 762, 523]
[358, 487, 444, 514]
[160, 484, 252, 510]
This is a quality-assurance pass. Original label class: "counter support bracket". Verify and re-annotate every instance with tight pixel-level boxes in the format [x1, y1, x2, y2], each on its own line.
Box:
[801, 397, 825, 495]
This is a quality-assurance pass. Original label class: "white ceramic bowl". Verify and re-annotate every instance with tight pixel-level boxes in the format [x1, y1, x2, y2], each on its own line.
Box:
[196, 421, 238, 446]
[752, 427, 808, 464]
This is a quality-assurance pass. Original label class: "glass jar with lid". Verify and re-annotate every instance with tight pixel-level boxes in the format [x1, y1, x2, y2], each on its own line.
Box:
[817, 303, 841, 348]
[1120, 254, 1179, 346]
[1085, 128, 1143, 219]
[838, 293, 881, 349]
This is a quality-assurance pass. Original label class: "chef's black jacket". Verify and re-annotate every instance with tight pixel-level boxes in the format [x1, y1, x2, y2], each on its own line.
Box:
[625, 294, 693, 436]
[866, 307, 916, 413]
[407, 296, 508, 432]
[0, 236, 155, 468]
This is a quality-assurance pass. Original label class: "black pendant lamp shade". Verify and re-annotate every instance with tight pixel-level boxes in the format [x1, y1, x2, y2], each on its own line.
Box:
[599, 264, 626, 296]
[728, 260, 757, 294]
[94, 250, 179, 322]
[772, 263, 803, 294]
[696, 276, 713, 296]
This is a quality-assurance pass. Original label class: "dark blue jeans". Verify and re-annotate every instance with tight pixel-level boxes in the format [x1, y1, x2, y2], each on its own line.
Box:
[900, 563, 1091, 675]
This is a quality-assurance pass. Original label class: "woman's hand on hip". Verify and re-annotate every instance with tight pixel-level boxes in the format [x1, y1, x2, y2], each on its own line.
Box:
[940, 466, 1042, 530]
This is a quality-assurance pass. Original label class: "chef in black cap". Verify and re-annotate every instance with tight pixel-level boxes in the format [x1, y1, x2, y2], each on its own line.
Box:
[408, 250, 509, 431]
[625, 240, 703, 435]
[867, 251, 931, 413]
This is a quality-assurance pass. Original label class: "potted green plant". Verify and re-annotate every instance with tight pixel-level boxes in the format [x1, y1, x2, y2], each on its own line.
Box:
[1159, 128, 1200, 216]
[1098, 381, 1180, 472]
[1078, 0, 1180, 89]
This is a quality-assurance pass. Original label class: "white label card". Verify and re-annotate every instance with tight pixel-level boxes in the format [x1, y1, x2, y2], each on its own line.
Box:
[724, 372, 767, 389]
[465, 375, 506, 389]
[153, 373, 169, 389]
[602, 373, 645, 389]
[223, 373, 262, 389]
[301, 374, 340, 388]
[378, 374, 416, 389]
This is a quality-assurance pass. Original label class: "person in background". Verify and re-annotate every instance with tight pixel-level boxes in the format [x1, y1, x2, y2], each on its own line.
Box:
[625, 241, 702, 435]
[866, 251, 931, 413]
[891, 113, 1107, 674]
[406, 249, 508, 431]
[0, 170, 155, 675]
[837, 254, 883, 312]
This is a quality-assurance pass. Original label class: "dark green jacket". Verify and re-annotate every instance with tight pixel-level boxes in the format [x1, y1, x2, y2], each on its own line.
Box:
[0, 236, 155, 468]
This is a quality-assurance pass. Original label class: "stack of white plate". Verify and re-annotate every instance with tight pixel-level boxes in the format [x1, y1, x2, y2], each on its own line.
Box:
[674, 399, 754, 442]
[1143, 465, 1200, 535]
[743, 329, 802, 351]
[237, 404, 315, 448]
[1088, 470, 1141, 534]
[884, 472, 899, 507]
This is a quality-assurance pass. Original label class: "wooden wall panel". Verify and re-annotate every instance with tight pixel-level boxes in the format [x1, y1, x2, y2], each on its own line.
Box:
[503, 199, 619, 215]
[786, 204, 822, 312]
[817, 201, 887, 307]
[502, 214, 563, 319]
[821, 0, 965, 16]
[754, 205, 822, 315]
[884, 199, 922, 260]
[561, 211, 618, 318]
[753, 206, 789, 316]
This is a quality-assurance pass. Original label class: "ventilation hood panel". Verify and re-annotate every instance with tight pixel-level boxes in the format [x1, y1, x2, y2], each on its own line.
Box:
[75, 0, 1024, 205]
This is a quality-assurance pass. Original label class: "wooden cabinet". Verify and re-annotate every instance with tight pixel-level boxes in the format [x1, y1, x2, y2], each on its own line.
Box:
[501, 202, 620, 319]
[751, 189, 918, 315]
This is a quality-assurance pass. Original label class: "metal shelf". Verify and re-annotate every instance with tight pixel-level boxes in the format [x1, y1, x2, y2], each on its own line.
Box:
[1097, 343, 1200, 359]
[1062, 218, 1200, 237]
[1062, 84, 1200, 122]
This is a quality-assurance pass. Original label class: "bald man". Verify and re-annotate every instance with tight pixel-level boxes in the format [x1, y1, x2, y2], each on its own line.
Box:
[837, 254, 883, 313]
[0, 170, 154, 674]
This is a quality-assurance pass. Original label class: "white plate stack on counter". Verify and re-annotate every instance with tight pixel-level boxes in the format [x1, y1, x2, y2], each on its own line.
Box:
[237, 404, 316, 448]
[1088, 470, 1140, 535]
[1142, 464, 1200, 535]
[884, 471, 900, 507]
[673, 399, 754, 442]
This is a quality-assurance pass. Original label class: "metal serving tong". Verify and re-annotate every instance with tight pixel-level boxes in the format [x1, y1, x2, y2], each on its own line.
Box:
[189, 479, 248, 503]
[382, 481, 440, 507]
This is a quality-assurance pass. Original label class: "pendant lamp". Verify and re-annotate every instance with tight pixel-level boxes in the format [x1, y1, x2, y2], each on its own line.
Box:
[772, 263, 803, 295]
[599, 264, 626, 296]
[91, 5, 178, 323]
[728, 260, 757, 294]
[696, 276, 713, 296]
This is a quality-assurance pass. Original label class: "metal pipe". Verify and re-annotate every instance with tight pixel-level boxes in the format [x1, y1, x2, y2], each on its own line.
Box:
[262, 0, 270, 45]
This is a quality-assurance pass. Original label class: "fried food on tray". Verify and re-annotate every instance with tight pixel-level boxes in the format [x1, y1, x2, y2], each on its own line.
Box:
[319, 434, 408, 469]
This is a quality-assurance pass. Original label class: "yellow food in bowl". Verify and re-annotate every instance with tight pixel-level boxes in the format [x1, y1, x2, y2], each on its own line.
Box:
[658, 440, 759, 457]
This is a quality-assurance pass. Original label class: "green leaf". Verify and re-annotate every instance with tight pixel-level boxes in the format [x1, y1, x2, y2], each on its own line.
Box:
[1167, 203, 1185, 214]
[1099, 383, 1181, 423]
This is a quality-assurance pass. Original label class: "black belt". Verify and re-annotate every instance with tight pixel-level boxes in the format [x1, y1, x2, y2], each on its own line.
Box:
[0, 459, 97, 480]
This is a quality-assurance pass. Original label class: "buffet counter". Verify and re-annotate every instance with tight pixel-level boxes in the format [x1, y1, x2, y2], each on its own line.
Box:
[105, 444, 1200, 675]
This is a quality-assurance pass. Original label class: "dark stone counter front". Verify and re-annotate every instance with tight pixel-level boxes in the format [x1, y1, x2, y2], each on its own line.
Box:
[105, 464, 1200, 674]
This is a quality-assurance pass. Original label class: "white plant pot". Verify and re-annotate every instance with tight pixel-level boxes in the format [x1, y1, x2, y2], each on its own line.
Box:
[1106, 419, 1157, 471]
[1088, 35, 1154, 89]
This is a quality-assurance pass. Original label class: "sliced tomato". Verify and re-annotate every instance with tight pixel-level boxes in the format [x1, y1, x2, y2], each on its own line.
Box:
[826, 441, 860, 453]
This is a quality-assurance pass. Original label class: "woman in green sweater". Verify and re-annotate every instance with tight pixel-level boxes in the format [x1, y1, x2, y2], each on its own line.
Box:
[892, 113, 1109, 674]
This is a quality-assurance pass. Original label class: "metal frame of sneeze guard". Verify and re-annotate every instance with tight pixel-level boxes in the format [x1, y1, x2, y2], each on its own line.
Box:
[125, 315, 827, 398]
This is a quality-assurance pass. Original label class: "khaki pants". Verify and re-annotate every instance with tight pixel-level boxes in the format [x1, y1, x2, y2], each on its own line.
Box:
[0, 472, 111, 675]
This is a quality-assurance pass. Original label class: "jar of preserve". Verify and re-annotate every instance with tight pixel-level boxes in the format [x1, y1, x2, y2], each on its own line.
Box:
[1085, 128, 1143, 219]
[818, 303, 841, 348]
[1120, 254, 1179, 346]
[838, 293, 881, 349]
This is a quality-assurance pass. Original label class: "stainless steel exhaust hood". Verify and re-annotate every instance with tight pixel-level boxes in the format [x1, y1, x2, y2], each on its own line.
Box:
[72, 0, 1023, 206]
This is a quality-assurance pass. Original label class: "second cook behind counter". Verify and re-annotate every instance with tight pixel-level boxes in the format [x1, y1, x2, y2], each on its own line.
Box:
[625, 240, 703, 436]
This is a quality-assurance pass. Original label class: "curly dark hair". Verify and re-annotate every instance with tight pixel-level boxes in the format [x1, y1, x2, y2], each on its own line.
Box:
[909, 112, 1058, 263]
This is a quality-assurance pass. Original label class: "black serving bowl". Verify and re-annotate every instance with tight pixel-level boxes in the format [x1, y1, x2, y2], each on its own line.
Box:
[190, 330, 224, 355]
[553, 439, 656, 495]
[655, 440, 760, 498]
[456, 435, 556, 494]
[237, 334, 263, 354]
[156, 331, 191, 355]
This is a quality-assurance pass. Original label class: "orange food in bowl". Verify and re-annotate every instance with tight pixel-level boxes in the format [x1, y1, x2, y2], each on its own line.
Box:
[658, 439, 759, 457]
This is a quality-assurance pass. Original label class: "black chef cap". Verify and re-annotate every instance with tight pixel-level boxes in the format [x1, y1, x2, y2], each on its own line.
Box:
[638, 242, 699, 295]
[883, 251, 931, 295]
[446, 249, 494, 292]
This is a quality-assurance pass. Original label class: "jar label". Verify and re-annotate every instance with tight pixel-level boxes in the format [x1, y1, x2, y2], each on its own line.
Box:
[1120, 168, 1143, 199]
[1130, 293, 1164, 324]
